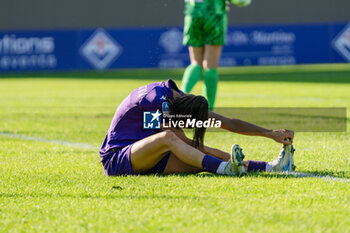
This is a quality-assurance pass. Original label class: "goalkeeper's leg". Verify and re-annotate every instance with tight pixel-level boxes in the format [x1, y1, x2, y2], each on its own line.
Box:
[181, 46, 204, 93]
[203, 45, 222, 111]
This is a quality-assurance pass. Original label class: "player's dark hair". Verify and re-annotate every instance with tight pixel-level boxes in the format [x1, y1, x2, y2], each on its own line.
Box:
[167, 94, 209, 148]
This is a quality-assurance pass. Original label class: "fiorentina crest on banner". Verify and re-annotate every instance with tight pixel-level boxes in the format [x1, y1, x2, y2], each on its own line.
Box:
[332, 24, 350, 62]
[80, 28, 122, 69]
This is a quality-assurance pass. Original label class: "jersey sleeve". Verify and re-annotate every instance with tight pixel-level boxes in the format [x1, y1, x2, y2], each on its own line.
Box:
[139, 87, 167, 111]
[139, 86, 171, 124]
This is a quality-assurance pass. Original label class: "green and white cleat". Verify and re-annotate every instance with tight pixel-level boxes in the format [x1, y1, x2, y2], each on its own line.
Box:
[223, 144, 246, 176]
[226, 144, 247, 176]
[223, 159, 235, 176]
[268, 139, 296, 172]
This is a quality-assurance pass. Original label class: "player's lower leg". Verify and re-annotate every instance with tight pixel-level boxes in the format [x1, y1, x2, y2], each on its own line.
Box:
[131, 130, 234, 175]
[246, 140, 296, 172]
[181, 64, 203, 93]
[203, 68, 218, 111]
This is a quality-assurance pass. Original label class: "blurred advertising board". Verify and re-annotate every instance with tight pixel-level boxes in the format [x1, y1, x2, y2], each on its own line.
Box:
[0, 23, 349, 72]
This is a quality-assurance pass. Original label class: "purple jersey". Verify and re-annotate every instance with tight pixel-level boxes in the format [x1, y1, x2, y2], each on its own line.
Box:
[99, 79, 181, 163]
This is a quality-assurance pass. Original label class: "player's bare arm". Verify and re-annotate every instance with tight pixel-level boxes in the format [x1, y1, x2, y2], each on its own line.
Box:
[208, 111, 294, 145]
[162, 125, 230, 161]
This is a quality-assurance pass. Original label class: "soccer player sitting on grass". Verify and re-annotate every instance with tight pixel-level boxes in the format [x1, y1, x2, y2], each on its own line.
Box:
[100, 79, 295, 176]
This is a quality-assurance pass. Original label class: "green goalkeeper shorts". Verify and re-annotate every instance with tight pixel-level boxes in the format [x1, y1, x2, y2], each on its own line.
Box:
[183, 14, 228, 47]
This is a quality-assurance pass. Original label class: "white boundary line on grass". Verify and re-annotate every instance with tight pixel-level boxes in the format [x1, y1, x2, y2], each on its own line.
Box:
[289, 172, 350, 183]
[0, 132, 99, 150]
[1, 132, 349, 183]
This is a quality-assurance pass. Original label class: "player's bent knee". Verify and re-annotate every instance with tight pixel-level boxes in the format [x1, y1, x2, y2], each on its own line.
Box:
[160, 130, 180, 148]
[161, 130, 177, 140]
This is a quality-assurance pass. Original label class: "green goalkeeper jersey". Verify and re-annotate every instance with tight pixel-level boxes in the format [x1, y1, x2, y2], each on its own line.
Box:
[184, 0, 227, 16]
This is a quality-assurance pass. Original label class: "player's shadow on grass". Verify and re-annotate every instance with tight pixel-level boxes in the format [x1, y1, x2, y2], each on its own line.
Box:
[143, 172, 219, 178]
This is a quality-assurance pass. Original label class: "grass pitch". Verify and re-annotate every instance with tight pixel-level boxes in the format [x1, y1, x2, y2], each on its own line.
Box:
[0, 64, 350, 232]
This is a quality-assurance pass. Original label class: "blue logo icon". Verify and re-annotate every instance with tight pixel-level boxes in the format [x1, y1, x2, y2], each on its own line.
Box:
[162, 102, 170, 117]
[143, 110, 161, 129]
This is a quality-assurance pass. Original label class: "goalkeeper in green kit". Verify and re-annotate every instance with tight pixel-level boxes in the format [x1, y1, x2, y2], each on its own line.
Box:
[181, 0, 251, 110]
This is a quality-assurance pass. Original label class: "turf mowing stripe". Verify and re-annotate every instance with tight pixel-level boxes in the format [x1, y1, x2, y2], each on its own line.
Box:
[1, 132, 349, 183]
[0, 132, 99, 150]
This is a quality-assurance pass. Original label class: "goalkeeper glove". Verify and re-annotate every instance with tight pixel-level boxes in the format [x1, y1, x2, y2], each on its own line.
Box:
[230, 0, 252, 7]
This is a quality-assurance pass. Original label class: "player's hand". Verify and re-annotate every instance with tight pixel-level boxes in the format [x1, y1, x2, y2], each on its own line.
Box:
[268, 129, 294, 145]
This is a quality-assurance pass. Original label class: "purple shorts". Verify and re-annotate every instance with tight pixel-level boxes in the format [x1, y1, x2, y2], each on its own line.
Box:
[102, 144, 170, 176]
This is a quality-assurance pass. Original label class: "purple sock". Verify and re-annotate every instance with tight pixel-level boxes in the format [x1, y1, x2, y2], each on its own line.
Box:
[247, 160, 267, 172]
[202, 154, 223, 173]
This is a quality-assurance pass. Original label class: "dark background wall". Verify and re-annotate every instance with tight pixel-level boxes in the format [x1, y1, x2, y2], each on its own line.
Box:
[1, 0, 350, 30]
